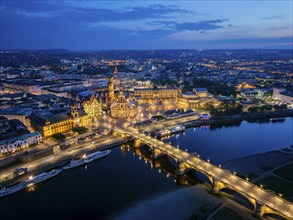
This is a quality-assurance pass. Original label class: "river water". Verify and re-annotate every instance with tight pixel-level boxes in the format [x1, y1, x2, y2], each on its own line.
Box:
[0, 117, 292, 220]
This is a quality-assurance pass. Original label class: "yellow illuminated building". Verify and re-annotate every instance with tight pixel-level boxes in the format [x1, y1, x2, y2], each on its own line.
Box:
[110, 90, 137, 118]
[31, 103, 89, 137]
[105, 67, 138, 118]
[236, 82, 256, 91]
[82, 94, 102, 120]
[178, 88, 219, 109]
[133, 88, 178, 104]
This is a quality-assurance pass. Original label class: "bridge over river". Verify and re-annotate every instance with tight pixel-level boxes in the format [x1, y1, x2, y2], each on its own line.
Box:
[114, 126, 293, 220]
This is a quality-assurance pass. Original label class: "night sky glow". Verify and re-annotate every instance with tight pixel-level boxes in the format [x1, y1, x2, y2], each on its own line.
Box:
[1, 0, 292, 50]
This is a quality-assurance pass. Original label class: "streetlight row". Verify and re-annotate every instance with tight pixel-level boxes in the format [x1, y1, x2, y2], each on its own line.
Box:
[116, 127, 293, 215]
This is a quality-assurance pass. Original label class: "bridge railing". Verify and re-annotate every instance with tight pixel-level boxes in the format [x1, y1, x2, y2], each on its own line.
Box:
[114, 127, 293, 216]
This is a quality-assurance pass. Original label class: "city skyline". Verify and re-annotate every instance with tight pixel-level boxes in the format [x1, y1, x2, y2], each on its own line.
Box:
[1, 0, 292, 50]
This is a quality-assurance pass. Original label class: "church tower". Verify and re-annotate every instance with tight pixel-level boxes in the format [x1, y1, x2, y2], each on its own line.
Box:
[108, 67, 118, 102]
[70, 102, 79, 118]
[108, 75, 115, 102]
[117, 90, 126, 103]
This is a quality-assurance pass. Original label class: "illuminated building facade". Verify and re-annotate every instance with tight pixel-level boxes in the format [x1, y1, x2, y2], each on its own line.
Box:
[110, 90, 137, 118]
[82, 93, 102, 120]
[178, 88, 219, 109]
[0, 131, 42, 154]
[272, 88, 293, 104]
[30, 103, 89, 137]
[133, 88, 178, 103]
[236, 82, 256, 91]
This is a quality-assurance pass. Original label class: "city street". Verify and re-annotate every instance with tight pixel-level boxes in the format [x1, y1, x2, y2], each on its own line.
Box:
[0, 134, 125, 184]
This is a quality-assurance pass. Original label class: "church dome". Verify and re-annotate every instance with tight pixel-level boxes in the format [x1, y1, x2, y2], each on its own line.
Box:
[78, 91, 95, 97]
[76, 91, 95, 101]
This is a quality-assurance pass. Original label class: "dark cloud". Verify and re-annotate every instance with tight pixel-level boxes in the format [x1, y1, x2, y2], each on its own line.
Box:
[1, 1, 291, 50]
[2, 2, 191, 22]
[261, 15, 286, 20]
[174, 19, 228, 31]
[266, 27, 288, 31]
[149, 19, 229, 32]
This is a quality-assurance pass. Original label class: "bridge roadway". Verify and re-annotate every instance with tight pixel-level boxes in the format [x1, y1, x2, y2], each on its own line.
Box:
[115, 126, 293, 219]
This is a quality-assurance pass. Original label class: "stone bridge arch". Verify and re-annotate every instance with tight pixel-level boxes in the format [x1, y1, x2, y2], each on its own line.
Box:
[174, 162, 214, 187]
[262, 206, 290, 220]
[217, 185, 256, 211]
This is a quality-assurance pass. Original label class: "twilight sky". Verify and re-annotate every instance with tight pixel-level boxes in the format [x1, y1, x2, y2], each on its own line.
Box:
[1, 0, 292, 50]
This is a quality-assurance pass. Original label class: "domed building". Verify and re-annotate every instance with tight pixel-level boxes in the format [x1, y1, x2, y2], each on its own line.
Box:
[110, 90, 137, 118]
[76, 91, 95, 101]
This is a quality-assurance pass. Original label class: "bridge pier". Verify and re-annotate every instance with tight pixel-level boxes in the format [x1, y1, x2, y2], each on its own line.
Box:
[253, 201, 265, 218]
[211, 179, 223, 193]
[133, 148, 142, 157]
[175, 160, 192, 175]
[153, 160, 161, 169]
[133, 139, 141, 148]
[151, 148, 165, 159]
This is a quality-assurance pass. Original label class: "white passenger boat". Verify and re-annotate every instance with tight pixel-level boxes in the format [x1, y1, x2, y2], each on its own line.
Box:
[84, 150, 111, 164]
[0, 182, 27, 197]
[63, 158, 85, 170]
[25, 169, 62, 187]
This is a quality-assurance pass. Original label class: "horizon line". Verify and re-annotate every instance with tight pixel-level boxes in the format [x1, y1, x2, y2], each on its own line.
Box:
[1, 48, 292, 52]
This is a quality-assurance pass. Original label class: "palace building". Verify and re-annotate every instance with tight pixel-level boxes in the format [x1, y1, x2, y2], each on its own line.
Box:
[30, 103, 89, 137]
[133, 87, 178, 104]
[178, 88, 219, 109]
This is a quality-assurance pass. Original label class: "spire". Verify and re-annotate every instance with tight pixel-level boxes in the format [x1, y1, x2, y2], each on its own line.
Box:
[114, 66, 118, 75]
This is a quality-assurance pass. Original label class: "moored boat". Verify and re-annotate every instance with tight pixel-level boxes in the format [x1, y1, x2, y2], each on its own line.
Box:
[63, 158, 85, 170]
[25, 169, 62, 187]
[84, 150, 111, 163]
[0, 182, 27, 197]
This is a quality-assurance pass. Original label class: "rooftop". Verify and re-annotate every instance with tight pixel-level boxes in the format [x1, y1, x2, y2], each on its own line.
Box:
[195, 88, 208, 92]
[0, 107, 32, 116]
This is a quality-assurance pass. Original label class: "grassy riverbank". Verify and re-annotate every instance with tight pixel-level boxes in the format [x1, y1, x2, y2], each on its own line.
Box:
[223, 146, 293, 202]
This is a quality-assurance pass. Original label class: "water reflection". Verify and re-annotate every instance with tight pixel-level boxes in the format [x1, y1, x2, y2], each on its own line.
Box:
[120, 144, 201, 186]
[209, 121, 241, 130]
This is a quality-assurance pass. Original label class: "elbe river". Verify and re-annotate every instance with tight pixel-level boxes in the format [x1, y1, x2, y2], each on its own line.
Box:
[0, 117, 292, 220]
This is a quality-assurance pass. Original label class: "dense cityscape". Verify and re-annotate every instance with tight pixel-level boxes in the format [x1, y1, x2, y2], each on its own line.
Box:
[0, 1, 292, 220]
